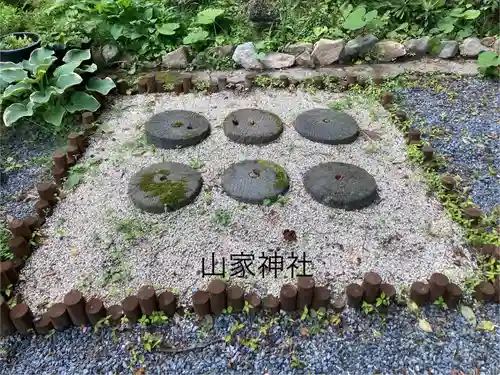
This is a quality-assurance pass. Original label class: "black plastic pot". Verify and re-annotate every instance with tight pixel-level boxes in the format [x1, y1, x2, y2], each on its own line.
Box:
[0, 32, 41, 63]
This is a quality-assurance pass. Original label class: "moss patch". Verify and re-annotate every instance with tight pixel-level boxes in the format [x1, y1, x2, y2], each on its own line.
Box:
[139, 169, 188, 207]
[257, 160, 288, 189]
[172, 121, 184, 127]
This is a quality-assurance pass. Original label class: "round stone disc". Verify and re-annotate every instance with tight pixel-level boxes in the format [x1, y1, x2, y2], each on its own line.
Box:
[222, 160, 289, 204]
[128, 162, 202, 213]
[145, 110, 211, 149]
[223, 108, 283, 144]
[303, 162, 377, 210]
[293, 108, 360, 144]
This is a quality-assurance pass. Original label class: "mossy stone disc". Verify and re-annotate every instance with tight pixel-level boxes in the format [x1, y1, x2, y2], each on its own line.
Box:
[293, 108, 360, 145]
[223, 108, 284, 145]
[222, 160, 289, 204]
[128, 162, 202, 213]
[303, 162, 377, 210]
[145, 110, 211, 149]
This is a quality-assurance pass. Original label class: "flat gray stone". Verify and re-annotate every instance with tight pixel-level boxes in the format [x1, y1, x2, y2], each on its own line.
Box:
[222, 160, 289, 204]
[128, 162, 202, 213]
[261, 52, 295, 69]
[145, 110, 211, 149]
[494, 39, 500, 54]
[438, 41, 458, 59]
[293, 108, 360, 145]
[284, 43, 313, 56]
[162, 46, 189, 69]
[343, 34, 378, 60]
[295, 50, 315, 68]
[232, 42, 263, 70]
[374, 41, 406, 62]
[481, 37, 496, 48]
[303, 162, 377, 210]
[223, 108, 283, 144]
[404, 37, 430, 56]
[311, 39, 345, 66]
[460, 37, 488, 57]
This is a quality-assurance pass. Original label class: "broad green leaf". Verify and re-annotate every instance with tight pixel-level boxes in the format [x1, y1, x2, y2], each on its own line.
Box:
[418, 319, 433, 333]
[54, 73, 83, 91]
[62, 49, 91, 64]
[0, 68, 27, 83]
[30, 86, 64, 104]
[476, 320, 495, 332]
[110, 24, 123, 40]
[462, 9, 480, 19]
[43, 104, 66, 126]
[75, 63, 97, 74]
[63, 172, 83, 190]
[364, 10, 378, 23]
[343, 7, 367, 31]
[477, 51, 500, 68]
[28, 48, 57, 75]
[157, 23, 180, 36]
[2, 82, 32, 99]
[65, 91, 100, 113]
[183, 29, 209, 45]
[407, 300, 420, 314]
[0, 77, 9, 92]
[53, 62, 80, 78]
[86, 77, 116, 95]
[2, 101, 34, 126]
[196, 8, 224, 25]
[144, 8, 153, 20]
[460, 305, 476, 327]
[0, 62, 20, 70]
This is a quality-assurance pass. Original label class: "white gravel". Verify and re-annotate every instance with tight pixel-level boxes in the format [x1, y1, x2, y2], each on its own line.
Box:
[18, 89, 476, 311]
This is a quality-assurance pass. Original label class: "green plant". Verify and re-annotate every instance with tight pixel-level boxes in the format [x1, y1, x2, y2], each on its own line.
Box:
[341, 5, 379, 33]
[477, 51, 500, 78]
[0, 47, 115, 128]
[361, 301, 375, 315]
[0, 35, 33, 50]
[94, 315, 111, 332]
[212, 208, 232, 227]
[224, 321, 244, 343]
[138, 311, 169, 326]
[142, 332, 162, 352]
[188, 157, 204, 169]
[0, 3, 24, 36]
[222, 305, 233, 314]
[433, 296, 448, 310]
[263, 195, 290, 207]
[375, 292, 390, 308]
[290, 353, 306, 369]
[0, 225, 13, 262]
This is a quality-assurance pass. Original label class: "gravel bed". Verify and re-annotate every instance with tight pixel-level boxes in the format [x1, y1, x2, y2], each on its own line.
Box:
[397, 77, 500, 215]
[1, 304, 499, 375]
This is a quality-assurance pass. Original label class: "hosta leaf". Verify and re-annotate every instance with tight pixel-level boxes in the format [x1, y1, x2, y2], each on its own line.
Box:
[418, 319, 433, 333]
[2, 82, 31, 99]
[43, 104, 66, 126]
[477, 51, 500, 68]
[53, 62, 80, 78]
[196, 8, 224, 25]
[65, 91, 100, 113]
[0, 62, 19, 70]
[364, 10, 377, 23]
[183, 30, 209, 45]
[0, 67, 27, 83]
[28, 48, 57, 75]
[343, 7, 367, 31]
[86, 77, 116, 95]
[62, 49, 91, 64]
[460, 305, 476, 327]
[2, 101, 34, 126]
[476, 320, 495, 332]
[461, 9, 480, 19]
[54, 73, 83, 91]
[157, 23, 180, 36]
[30, 86, 64, 104]
[110, 24, 123, 40]
[75, 63, 97, 74]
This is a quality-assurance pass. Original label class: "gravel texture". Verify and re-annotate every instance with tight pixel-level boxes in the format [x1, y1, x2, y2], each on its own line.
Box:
[17, 89, 473, 311]
[397, 77, 500, 215]
[0, 304, 499, 375]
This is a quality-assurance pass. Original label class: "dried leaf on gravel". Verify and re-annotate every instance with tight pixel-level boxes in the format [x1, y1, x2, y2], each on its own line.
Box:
[418, 319, 433, 333]
[362, 129, 382, 140]
[300, 327, 309, 336]
[283, 229, 297, 242]
[460, 305, 477, 327]
[476, 320, 496, 332]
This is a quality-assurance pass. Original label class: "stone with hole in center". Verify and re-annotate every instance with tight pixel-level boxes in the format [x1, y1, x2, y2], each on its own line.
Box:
[303, 162, 377, 210]
[223, 108, 283, 144]
[128, 162, 202, 213]
[222, 160, 289, 204]
[293, 108, 360, 144]
[145, 110, 211, 149]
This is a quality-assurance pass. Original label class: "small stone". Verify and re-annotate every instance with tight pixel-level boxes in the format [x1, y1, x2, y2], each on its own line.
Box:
[343, 34, 378, 60]
[214, 45, 234, 57]
[295, 50, 315, 68]
[232, 42, 263, 70]
[437, 41, 458, 59]
[162, 46, 189, 69]
[374, 41, 406, 62]
[261, 52, 295, 69]
[459, 37, 488, 57]
[284, 43, 313, 56]
[101, 44, 120, 65]
[311, 39, 345, 66]
[493, 39, 500, 54]
[481, 36, 496, 48]
[404, 37, 430, 56]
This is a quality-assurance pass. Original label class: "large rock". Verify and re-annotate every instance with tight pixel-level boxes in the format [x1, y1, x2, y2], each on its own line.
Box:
[374, 41, 406, 62]
[295, 50, 315, 68]
[102, 44, 120, 64]
[311, 39, 345, 66]
[494, 39, 500, 54]
[214, 45, 234, 57]
[343, 34, 378, 60]
[438, 41, 458, 59]
[404, 37, 430, 56]
[459, 37, 488, 57]
[162, 46, 189, 69]
[481, 36, 496, 48]
[284, 43, 313, 56]
[261, 52, 295, 69]
[232, 42, 263, 70]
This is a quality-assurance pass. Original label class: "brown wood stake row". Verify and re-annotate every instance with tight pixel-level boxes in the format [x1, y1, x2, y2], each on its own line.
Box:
[107, 305, 124, 325]
[311, 286, 330, 311]
[48, 303, 72, 331]
[217, 76, 227, 91]
[81, 112, 96, 125]
[407, 129, 421, 144]
[64, 290, 88, 326]
[138, 285, 158, 316]
[280, 284, 297, 312]
[443, 283, 462, 309]
[36, 183, 58, 205]
[379, 283, 396, 302]
[262, 295, 280, 315]
[67, 144, 80, 162]
[0, 297, 16, 336]
[174, 81, 183, 95]
[362, 272, 382, 303]
[9, 303, 34, 334]
[381, 92, 393, 107]
[208, 279, 227, 315]
[463, 207, 483, 225]
[0, 260, 19, 289]
[116, 81, 129, 96]
[35, 199, 52, 218]
[53, 166, 67, 186]
[428, 273, 449, 302]
[33, 313, 53, 334]
[421, 145, 434, 161]
[67, 155, 77, 168]
[192, 291, 210, 317]
[245, 292, 261, 315]
[474, 281, 495, 302]
[345, 283, 363, 308]
[226, 285, 244, 312]
[155, 77, 166, 93]
[52, 150, 68, 170]
[137, 77, 148, 94]
[68, 132, 87, 153]
[182, 75, 192, 94]
[23, 216, 42, 232]
[279, 75, 289, 87]
[8, 236, 31, 259]
[208, 81, 218, 94]
[121, 296, 142, 323]
[9, 219, 31, 240]
[85, 298, 107, 326]
[493, 278, 500, 303]
[410, 282, 430, 306]
[12, 258, 25, 273]
[297, 276, 315, 310]
[244, 73, 255, 90]
[145, 75, 156, 93]
[440, 174, 456, 191]
[158, 291, 177, 317]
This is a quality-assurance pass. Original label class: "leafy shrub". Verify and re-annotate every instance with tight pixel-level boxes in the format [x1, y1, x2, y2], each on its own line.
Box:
[0, 3, 24, 36]
[0, 47, 115, 128]
[477, 51, 500, 78]
[0, 35, 33, 50]
[0, 225, 13, 262]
